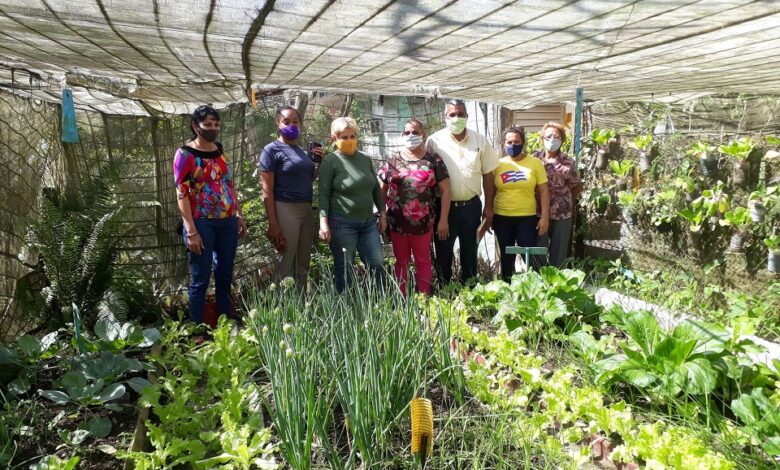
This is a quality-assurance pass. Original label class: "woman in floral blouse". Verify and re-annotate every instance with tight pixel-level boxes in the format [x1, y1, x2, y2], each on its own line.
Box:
[379, 118, 451, 295]
[174, 105, 247, 324]
[534, 121, 582, 267]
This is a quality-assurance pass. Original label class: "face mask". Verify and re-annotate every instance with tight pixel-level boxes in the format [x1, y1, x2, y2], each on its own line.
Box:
[279, 124, 300, 140]
[403, 134, 423, 150]
[196, 126, 219, 143]
[505, 144, 524, 158]
[446, 117, 467, 135]
[336, 138, 357, 155]
[544, 138, 562, 152]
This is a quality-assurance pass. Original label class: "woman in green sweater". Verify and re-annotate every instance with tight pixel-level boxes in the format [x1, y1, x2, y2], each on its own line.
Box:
[318, 117, 387, 292]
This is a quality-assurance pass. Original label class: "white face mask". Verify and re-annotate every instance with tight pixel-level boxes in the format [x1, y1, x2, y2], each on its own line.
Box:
[544, 137, 562, 152]
[403, 134, 424, 150]
[446, 117, 467, 135]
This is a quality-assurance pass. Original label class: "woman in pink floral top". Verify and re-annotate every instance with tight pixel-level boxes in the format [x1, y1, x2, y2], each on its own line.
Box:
[534, 121, 582, 267]
[174, 105, 247, 324]
[379, 119, 451, 295]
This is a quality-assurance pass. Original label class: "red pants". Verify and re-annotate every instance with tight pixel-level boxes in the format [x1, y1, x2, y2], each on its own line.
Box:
[390, 230, 433, 295]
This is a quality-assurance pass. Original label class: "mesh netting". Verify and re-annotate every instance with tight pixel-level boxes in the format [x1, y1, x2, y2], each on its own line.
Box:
[576, 96, 780, 294]
[0, 90, 455, 340]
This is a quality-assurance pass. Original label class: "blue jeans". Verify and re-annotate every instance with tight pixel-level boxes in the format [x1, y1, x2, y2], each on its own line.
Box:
[184, 216, 238, 323]
[328, 212, 385, 293]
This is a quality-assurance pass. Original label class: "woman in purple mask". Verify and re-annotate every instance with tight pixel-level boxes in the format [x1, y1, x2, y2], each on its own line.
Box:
[260, 106, 322, 286]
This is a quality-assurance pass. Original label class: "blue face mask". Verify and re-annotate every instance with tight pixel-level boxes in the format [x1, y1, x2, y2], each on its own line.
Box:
[505, 143, 524, 157]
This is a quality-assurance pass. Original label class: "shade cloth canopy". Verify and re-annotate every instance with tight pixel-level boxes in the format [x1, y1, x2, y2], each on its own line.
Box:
[1, 0, 778, 114]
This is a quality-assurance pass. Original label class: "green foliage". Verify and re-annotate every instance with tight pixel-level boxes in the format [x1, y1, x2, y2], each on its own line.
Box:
[609, 159, 635, 178]
[591, 128, 616, 147]
[687, 140, 717, 160]
[764, 235, 780, 251]
[719, 207, 751, 232]
[29, 454, 81, 470]
[648, 188, 680, 226]
[718, 137, 754, 162]
[731, 387, 780, 456]
[30, 163, 160, 330]
[628, 134, 653, 151]
[593, 310, 735, 401]
[693, 181, 730, 218]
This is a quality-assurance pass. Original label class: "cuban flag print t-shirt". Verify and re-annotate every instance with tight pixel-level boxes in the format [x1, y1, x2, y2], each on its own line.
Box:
[493, 155, 548, 217]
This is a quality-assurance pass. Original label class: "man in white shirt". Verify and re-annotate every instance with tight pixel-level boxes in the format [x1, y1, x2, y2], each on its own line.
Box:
[427, 99, 499, 285]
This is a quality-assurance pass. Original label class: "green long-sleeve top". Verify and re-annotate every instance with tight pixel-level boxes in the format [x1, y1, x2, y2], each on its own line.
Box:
[318, 150, 384, 219]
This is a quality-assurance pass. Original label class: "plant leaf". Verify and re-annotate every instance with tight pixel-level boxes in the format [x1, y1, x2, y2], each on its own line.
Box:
[127, 377, 152, 393]
[83, 416, 112, 438]
[731, 394, 760, 426]
[17, 336, 42, 358]
[96, 383, 125, 402]
[39, 389, 70, 404]
[59, 371, 88, 399]
[682, 358, 718, 395]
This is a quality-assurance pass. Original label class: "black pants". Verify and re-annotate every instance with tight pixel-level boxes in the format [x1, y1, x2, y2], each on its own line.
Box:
[492, 214, 539, 282]
[434, 197, 481, 285]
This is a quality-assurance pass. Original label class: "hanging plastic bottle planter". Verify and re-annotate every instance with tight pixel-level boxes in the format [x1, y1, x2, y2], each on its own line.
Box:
[410, 397, 433, 467]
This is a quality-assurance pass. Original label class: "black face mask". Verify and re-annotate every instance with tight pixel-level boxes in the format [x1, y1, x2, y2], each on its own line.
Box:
[196, 125, 219, 143]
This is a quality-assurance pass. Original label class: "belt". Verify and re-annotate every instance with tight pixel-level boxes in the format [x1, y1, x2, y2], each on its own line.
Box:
[451, 196, 480, 207]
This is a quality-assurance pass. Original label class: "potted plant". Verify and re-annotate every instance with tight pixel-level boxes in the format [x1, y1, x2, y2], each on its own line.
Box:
[591, 128, 617, 170]
[687, 141, 718, 177]
[609, 160, 635, 191]
[719, 207, 751, 252]
[748, 185, 777, 223]
[765, 235, 780, 273]
[629, 134, 654, 172]
[718, 137, 754, 188]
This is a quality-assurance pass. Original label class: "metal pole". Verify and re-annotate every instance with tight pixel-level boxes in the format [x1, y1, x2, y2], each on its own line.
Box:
[573, 87, 583, 168]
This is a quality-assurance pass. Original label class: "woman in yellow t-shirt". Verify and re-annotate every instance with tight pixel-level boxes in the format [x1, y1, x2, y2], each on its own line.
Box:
[489, 126, 550, 281]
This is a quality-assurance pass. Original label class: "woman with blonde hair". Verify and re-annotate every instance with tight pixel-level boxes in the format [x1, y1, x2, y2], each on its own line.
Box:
[318, 117, 386, 292]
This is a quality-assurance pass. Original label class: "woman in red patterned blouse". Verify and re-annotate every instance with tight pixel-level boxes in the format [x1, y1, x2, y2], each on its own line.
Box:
[378, 119, 451, 295]
[174, 105, 247, 324]
[534, 122, 582, 268]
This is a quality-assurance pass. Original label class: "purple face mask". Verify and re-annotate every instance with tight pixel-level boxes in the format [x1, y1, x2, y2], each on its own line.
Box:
[279, 124, 300, 140]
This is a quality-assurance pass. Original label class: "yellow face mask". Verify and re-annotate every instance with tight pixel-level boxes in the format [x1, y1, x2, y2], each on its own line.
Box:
[336, 138, 357, 156]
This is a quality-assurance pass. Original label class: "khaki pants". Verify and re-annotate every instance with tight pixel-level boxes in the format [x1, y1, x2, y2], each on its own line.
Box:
[273, 201, 315, 286]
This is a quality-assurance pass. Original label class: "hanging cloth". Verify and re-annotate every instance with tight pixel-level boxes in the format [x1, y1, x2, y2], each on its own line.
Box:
[61, 88, 80, 143]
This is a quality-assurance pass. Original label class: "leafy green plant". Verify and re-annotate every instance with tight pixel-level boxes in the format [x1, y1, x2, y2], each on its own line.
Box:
[765, 135, 780, 147]
[591, 128, 617, 147]
[30, 163, 160, 330]
[587, 187, 611, 215]
[718, 137, 754, 162]
[765, 235, 780, 252]
[719, 207, 751, 233]
[648, 188, 679, 227]
[628, 134, 652, 152]
[692, 181, 730, 219]
[609, 160, 635, 179]
[593, 310, 723, 401]
[687, 141, 716, 160]
[731, 387, 780, 456]
[30, 454, 81, 470]
[677, 206, 707, 232]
